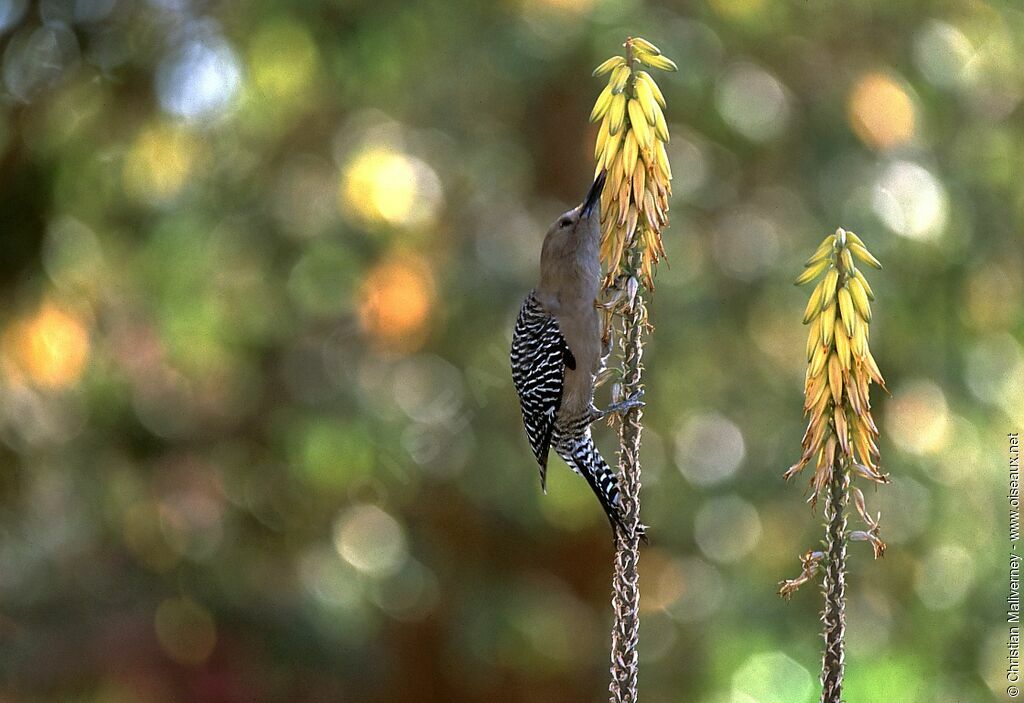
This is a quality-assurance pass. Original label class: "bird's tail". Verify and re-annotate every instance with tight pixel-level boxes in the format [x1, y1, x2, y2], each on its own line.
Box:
[558, 429, 647, 543]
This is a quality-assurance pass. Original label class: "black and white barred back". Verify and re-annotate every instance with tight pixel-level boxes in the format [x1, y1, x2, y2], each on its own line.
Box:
[510, 291, 630, 537]
[510, 292, 569, 480]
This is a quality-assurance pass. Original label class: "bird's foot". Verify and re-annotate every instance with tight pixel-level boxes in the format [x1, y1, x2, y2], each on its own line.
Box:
[592, 389, 645, 423]
[596, 276, 640, 353]
[595, 275, 639, 313]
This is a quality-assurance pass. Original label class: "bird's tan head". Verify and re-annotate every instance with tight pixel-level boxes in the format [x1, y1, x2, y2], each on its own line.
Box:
[539, 172, 606, 294]
[540, 172, 606, 256]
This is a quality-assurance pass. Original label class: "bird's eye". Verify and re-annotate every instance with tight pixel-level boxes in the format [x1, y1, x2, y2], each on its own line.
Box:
[559, 217, 572, 228]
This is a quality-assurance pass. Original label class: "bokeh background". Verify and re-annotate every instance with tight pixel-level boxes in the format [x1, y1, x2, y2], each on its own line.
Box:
[0, 0, 1021, 701]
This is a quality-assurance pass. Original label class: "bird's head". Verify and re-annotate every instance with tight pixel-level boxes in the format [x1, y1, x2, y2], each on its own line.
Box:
[541, 171, 606, 254]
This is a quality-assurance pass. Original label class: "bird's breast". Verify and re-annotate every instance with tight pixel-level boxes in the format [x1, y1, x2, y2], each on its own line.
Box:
[556, 302, 601, 415]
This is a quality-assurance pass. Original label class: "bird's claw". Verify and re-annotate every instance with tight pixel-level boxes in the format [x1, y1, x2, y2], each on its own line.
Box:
[608, 389, 645, 414]
[594, 389, 645, 423]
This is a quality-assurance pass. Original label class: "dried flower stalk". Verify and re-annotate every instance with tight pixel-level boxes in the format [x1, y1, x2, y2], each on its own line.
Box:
[608, 267, 645, 703]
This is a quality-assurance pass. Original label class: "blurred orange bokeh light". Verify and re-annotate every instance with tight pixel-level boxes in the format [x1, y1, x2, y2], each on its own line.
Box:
[8, 303, 90, 389]
[848, 73, 916, 150]
[358, 258, 435, 351]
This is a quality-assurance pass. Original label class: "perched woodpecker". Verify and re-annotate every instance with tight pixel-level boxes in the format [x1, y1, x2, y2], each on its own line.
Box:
[510, 172, 644, 540]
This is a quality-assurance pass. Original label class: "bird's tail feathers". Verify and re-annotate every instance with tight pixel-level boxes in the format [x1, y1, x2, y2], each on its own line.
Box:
[563, 432, 647, 543]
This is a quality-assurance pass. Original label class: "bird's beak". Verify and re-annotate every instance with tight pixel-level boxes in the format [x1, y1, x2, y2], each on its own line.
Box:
[580, 171, 606, 218]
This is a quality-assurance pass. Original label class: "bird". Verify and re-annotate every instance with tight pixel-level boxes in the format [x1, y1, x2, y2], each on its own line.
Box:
[510, 171, 645, 541]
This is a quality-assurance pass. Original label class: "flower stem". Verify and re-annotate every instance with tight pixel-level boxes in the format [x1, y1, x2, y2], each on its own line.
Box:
[608, 251, 645, 703]
[820, 461, 849, 703]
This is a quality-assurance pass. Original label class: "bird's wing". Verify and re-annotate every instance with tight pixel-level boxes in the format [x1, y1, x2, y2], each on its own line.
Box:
[510, 293, 572, 488]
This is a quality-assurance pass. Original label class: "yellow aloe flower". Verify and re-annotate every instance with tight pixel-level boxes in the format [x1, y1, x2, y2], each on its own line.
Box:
[590, 37, 675, 291]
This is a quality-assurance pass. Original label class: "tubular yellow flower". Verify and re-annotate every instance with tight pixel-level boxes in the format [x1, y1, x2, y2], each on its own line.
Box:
[591, 37, 675, 290]
[786, 227, 889, 501]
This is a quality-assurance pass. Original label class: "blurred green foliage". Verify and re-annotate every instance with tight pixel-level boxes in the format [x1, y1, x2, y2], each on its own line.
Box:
[0, 0, 1021, 701]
